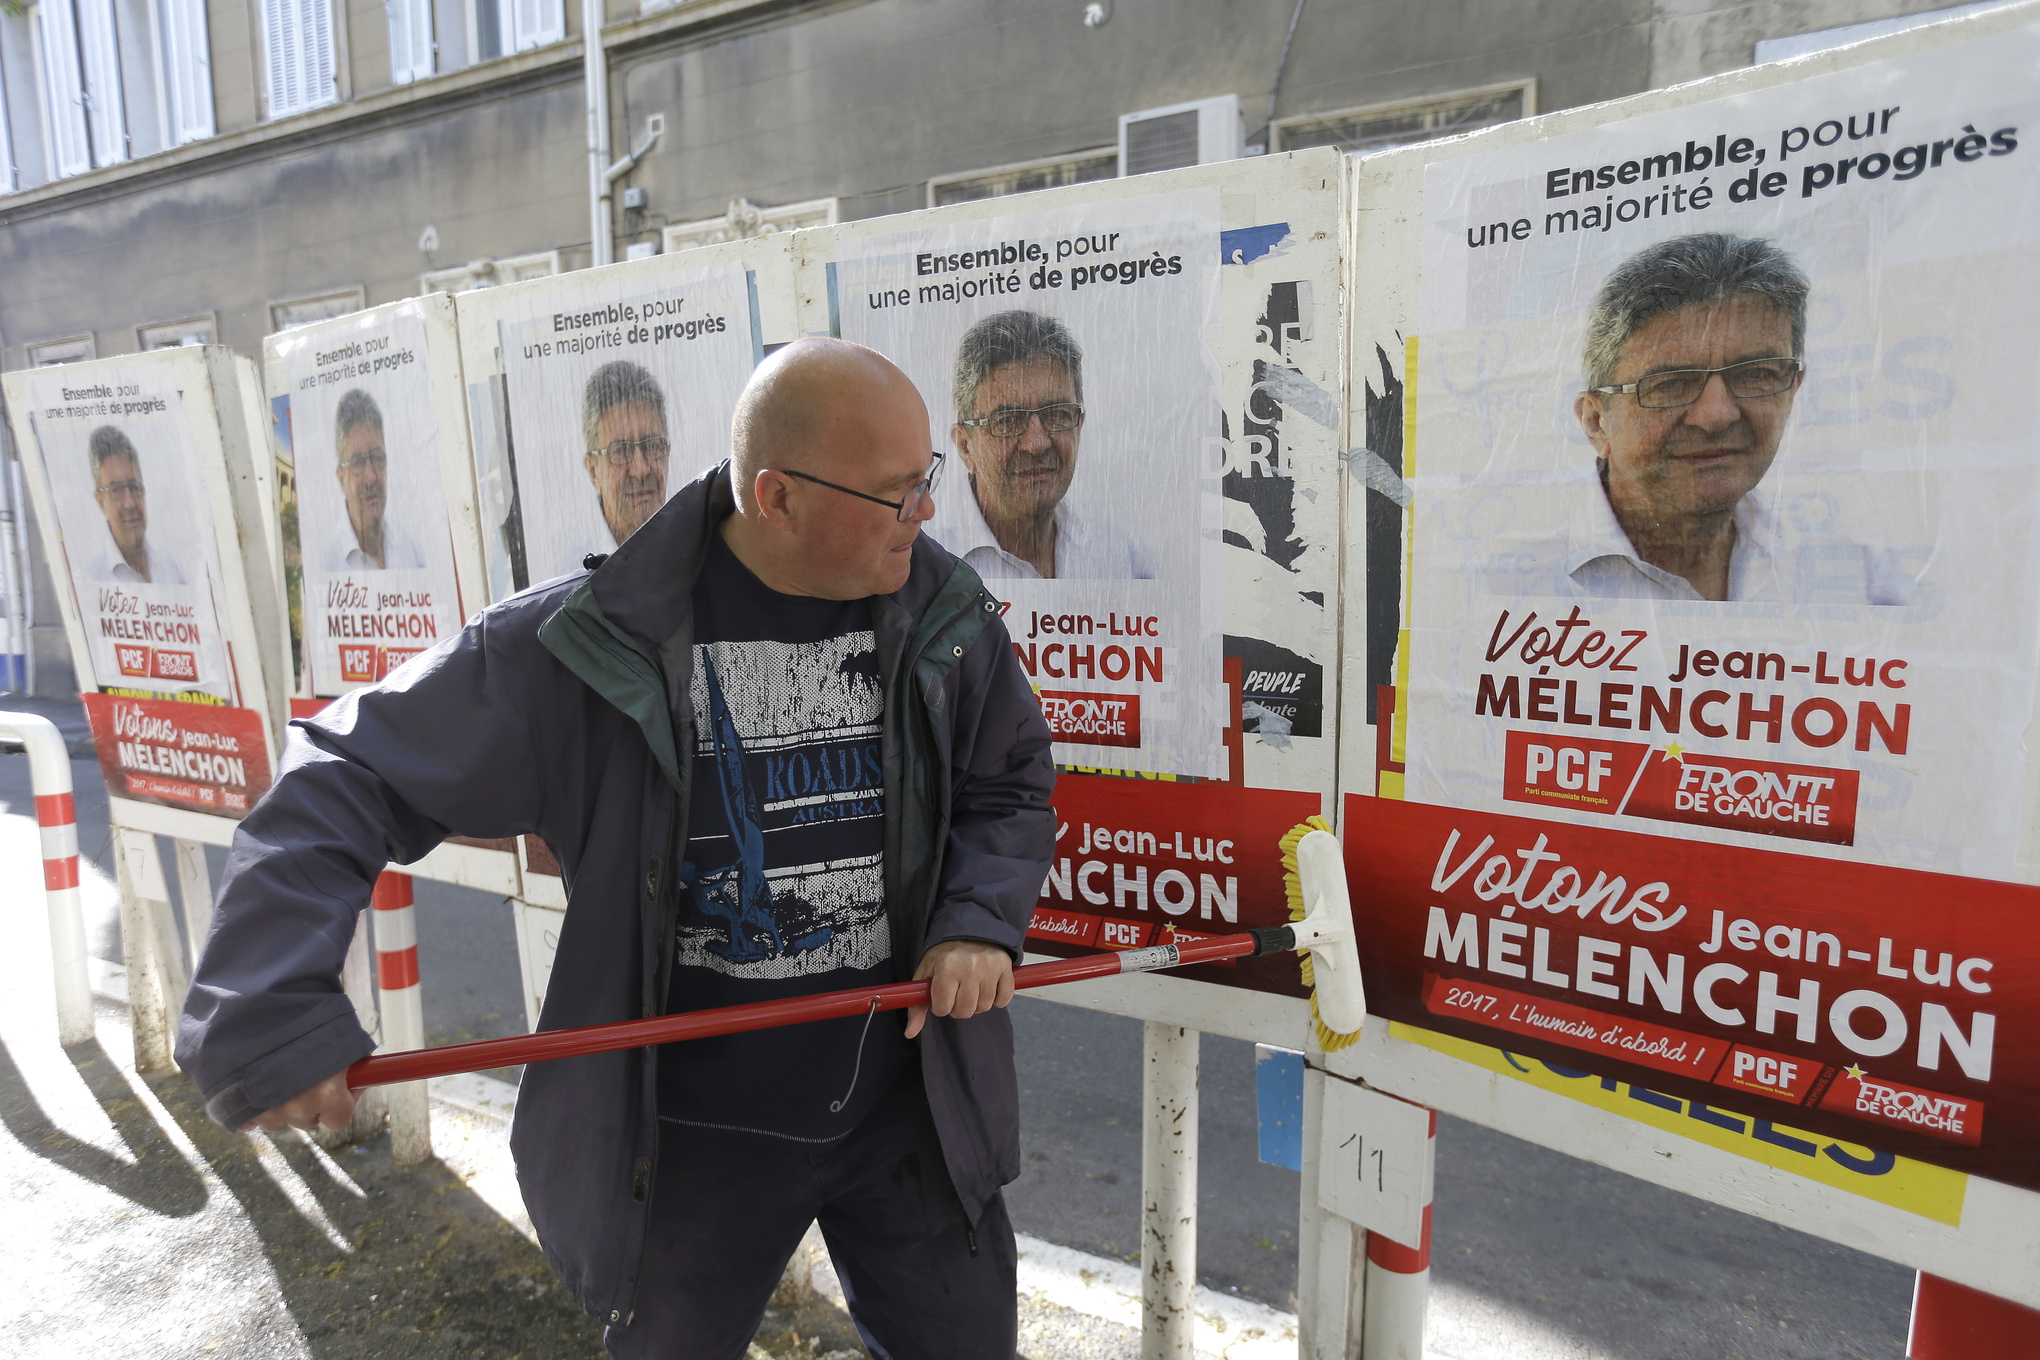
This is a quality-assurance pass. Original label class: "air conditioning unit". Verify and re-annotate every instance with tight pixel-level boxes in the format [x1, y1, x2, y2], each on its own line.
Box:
[1119, 94, 1243, 177]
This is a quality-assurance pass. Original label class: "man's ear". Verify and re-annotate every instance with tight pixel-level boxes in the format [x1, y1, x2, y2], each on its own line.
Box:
[750, 468, 794, 522]
[1574, 391, 1613, 459]
[583, 452, 602, 488]
[949, 424, 973, 466]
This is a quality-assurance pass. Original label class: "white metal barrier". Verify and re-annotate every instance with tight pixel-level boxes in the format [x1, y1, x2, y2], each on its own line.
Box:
[0, 710, 91, 1046]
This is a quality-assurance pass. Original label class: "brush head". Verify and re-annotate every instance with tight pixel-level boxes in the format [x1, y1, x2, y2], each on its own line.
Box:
[1291, 829, 1366, 1038]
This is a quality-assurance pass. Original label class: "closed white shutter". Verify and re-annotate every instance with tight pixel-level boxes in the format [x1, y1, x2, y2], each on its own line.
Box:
[0, 49, 16, 189]
[386, 0, 434, 84]
[72, 0, 126, 167]
[159, 0, 215, 143]
[510, 0, 560, 53]
[263, 0, 334, 117]
[36, 0, 94, 177]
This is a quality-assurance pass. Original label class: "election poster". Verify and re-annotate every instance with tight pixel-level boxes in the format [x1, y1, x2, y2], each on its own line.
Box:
[1348, 21, 2040, 1184]
[479, 259, 755, 589]
[23, 364, 234, 700]
[835, 188, 1228, 780]
[4, 352, 277, 817]
[272, 303, 468, 694]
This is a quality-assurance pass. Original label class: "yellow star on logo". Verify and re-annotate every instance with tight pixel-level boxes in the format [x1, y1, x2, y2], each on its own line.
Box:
[1844, 1065, 1867, 1082]
[1661, 741, 1687, 762]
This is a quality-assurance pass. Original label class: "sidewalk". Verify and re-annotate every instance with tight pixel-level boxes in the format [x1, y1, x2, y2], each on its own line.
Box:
[0, 817, 1296, 1360]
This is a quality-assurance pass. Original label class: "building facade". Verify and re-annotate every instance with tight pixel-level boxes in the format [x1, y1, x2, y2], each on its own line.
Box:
[0, 0, 2000, 690]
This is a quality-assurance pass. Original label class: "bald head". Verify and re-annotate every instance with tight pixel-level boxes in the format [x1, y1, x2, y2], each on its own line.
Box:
[730, 338, 928, 514]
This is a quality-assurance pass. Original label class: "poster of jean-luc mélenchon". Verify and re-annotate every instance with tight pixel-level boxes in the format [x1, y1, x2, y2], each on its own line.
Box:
[836, 188, 1226, 779]
[274, 305, 466, 695]
[27, 364, 233, 699]
[485, 261, 755, 587]
[1401, 34, 2040, 880]
[1352, 24, 2040, 1189]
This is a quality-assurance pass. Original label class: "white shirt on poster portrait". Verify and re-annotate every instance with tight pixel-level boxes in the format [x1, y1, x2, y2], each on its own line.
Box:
[318, 519, 428, 573]
[87, 534, 188, 586]
[1484, 472, 1915, 606]
[937, 480, 1159, 581]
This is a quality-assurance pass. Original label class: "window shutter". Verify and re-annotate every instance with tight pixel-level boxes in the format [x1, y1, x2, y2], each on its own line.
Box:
[0, 58, 15, 190]
[511, 0, 559, 53]
[263, 0, 334, 117]
[159, 0, 215, 143]
[73, 0, 126, 167]
[37, 0, 94, 177]
[387, 0, 433, 84]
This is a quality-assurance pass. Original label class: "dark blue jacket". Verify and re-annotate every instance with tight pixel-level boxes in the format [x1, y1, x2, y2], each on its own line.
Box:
[176, 463, 1056, 1324]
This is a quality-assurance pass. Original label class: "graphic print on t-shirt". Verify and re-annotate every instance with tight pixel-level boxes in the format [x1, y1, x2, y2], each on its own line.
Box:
[677, 633, 886, 980]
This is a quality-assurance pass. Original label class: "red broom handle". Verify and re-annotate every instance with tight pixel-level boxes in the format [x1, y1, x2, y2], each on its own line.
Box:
[347, 929, 1266, 1090]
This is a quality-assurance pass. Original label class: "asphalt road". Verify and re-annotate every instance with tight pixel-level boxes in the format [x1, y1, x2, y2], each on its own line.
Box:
[1, 701, 1917, 1358]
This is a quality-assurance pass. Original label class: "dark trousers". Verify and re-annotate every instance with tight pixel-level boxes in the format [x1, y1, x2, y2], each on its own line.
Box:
[604, 1067, 1018, 1360]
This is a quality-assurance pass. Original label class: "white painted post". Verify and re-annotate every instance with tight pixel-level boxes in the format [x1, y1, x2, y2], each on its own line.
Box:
[0, 711, 92, 1045]
[110, 825, 188, 1073]
[371, 870, 431, 1166]
[1298, 1059, 1366, 1359]
[1142, 1021, 1198, 1359]
[172, 837, 214, 970]
[1314, 1071, 1436, 1360]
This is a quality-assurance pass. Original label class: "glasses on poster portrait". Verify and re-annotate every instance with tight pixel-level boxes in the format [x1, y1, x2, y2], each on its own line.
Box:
[338, 449, 388, 475]
[780, 451, 946, 522]
[589, 435, 673, 467]
[94, 479, 146, 503]
[958, 403, 1086, 439]
[1589, 357, 1803, 410]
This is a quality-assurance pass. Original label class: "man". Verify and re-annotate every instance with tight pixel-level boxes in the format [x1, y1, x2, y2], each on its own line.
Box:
[84, 425, 185, 585]
[1553, 232, 1908, 604]
[322, 389, 426, 572]
[177, 339, 1053, 1360]
[943, 310, 1154, 580]
[584, 359, 672, 548]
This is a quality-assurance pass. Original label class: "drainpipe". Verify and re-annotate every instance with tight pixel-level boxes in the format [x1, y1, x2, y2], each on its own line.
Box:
[584, 0, 613, 266]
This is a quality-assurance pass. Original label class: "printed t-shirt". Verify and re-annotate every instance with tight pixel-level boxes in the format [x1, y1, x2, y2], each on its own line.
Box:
[656, 533, 910, 1142]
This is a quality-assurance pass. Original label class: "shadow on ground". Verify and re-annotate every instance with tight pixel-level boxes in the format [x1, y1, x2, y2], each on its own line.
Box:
[1, 1026, 873, 1359]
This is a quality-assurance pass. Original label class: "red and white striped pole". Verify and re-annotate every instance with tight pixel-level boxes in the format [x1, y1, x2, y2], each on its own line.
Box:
[1360, 1107, 1435, 1360]
[370, 870, 431, 1165]
[1, 711, 92, 1046]
[1909, 1273, 2040, 1359]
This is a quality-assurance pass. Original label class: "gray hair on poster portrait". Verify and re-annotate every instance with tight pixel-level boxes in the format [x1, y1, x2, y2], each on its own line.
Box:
[1582, 233, 1809, 388]
[334, 387, 383, 448]
[952, 309, 1085, 418]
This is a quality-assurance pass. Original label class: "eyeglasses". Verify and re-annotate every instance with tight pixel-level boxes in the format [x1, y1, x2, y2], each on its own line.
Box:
[781, 451, 944, 522]
[1590, 357, 1803, 410]
[94, 479, 145, 502]
[339, 449, 387, 475]
[958, 403, 1085, 439]
[590, 435, 672, 467]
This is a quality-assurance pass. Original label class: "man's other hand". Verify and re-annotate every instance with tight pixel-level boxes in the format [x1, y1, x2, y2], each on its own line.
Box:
[241, 1071, 358, 1134]
[905, 940, 1015, 1039]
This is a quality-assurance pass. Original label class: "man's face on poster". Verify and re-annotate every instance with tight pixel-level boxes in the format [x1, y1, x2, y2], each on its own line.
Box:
[952, 359, 1084, 526]
[93, 452, 147, 557]
[337, 420, 388, 547]
[1575, 294, 1802, 523]
[585, 400, 670, 545]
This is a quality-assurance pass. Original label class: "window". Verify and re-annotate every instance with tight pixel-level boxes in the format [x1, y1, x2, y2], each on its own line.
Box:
[137, 313, 215, 348]
[468, 0, 560, 61]
[159, 0, 214, 143]
[387, 0, 434, 84]
[927, 149, 1115, 208]
[1273, 82, 1534, 156]
[1754, 0, 2019, 63]
[261, 0, 336, 119]
[0, 52, 14, 190]
[662, 197, 838, 253]
[419, 249, 558, 294]
[26, 334, 97, 366]
[37, 0, 129, 177]
[269, 286, 363, 331]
